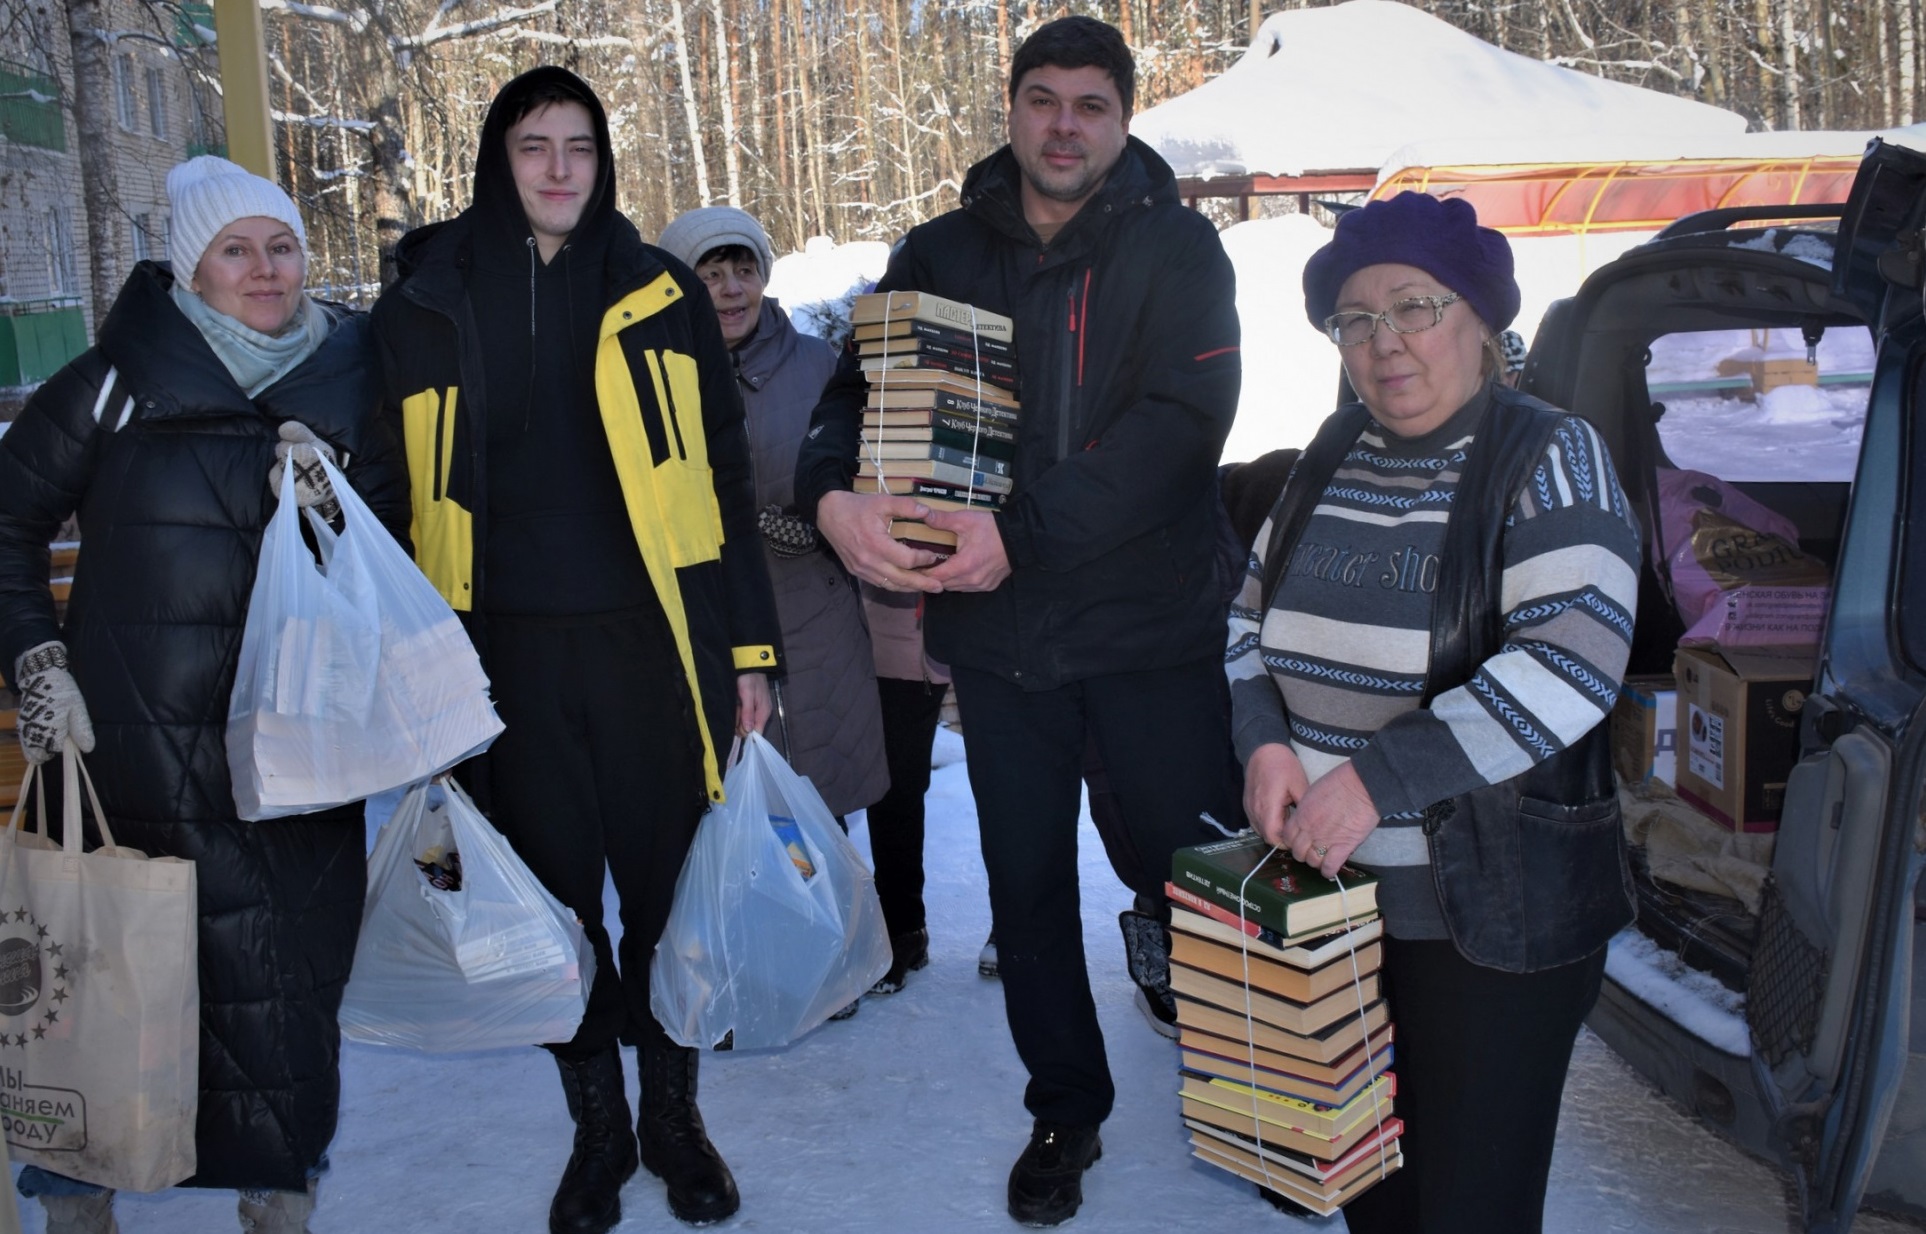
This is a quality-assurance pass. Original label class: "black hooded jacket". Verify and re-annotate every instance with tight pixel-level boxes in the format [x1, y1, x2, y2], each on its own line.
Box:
[0, 260, 410, 1191]
[370, 67, 781, 802]
[794, 137, 1241, 689]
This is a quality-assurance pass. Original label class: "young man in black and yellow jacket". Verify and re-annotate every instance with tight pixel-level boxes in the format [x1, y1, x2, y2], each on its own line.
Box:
[370, 67, 780, 1234]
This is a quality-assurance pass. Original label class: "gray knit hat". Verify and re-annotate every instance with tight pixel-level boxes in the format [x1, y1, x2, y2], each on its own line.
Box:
[165, 155, 307, 280]
[658, 206, 774, 281]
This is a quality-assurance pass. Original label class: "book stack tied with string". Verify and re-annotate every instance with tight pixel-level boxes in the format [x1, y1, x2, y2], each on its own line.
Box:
[851, 290, 1019, 556]
[1165, 832, 1401, 1215]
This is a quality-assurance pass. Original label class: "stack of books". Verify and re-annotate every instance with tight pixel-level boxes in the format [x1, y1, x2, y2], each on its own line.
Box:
[1166, 833, 1401, 1215]
[851, 291, 1019, 556]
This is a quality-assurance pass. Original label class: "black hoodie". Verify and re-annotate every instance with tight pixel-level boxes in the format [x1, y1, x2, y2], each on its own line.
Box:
[466, 67, 651, 615]
[370, 66, 783, 804]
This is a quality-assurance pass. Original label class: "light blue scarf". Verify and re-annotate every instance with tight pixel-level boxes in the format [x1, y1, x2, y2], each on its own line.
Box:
[169, 282, 332, 397]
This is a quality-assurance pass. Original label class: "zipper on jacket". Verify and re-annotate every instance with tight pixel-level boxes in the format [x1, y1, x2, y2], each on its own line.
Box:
[523, 236, 538, 432]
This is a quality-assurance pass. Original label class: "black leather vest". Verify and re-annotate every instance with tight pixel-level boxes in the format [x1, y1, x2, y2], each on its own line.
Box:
[1259, 385, 1634, 972]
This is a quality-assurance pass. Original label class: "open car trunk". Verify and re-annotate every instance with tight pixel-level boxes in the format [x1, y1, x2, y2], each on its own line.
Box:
[1523, 138, 1926, 1232]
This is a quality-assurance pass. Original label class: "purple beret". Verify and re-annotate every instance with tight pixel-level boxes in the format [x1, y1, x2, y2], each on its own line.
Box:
[1303, 192, 1519, 333]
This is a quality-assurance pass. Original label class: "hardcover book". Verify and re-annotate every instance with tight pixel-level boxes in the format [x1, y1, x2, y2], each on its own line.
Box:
[857, 336, 1021, 377]
[1187, 1122, 1402, 1216]
[866, 384, 1020, 419]
[860, 352, 1019, 394]
[1169, 963, 1381, 1038]
[862, 409, 1018, 445]
[1170, 834, 1379, 939]
[887, 519, 956, 558]
[1168, 929, 1383, 1007]
[1165, 896, 1385, 967]
[853, 316, 1016, 357]
[1174, 998, 1392, 1068]
[857, 458, 1013, 494]
[1179, 1037, 1394, 1108]
[1177, 1070, 1394, 1142]
[1185, 1114, 1404, 1186]
[852, 475, 1005, 512]
[860, 439, 1015, 469]
[1178, 1022, 1395, 1090]
[1180, 1093, 1389, 1163]
[851, 290, 1014, 342]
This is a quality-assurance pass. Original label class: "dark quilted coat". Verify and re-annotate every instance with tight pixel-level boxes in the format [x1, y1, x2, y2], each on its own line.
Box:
[737, 301, 887, 816]
[0, 261, 410, 1191]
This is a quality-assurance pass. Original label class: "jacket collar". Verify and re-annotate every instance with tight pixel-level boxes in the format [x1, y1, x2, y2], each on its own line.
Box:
[730, 298, 800, 392]
[98, 262, 258, 420]
[958, 135, 1177, 258]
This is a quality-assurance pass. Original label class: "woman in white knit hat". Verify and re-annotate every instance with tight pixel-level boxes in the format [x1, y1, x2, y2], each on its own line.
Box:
[0, 155, 410, 1234]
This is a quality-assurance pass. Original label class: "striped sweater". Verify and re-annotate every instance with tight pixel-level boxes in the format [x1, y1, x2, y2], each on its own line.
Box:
[1225, 391, 1640, 938]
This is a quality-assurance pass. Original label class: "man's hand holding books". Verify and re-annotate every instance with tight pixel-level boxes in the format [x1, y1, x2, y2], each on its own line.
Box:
[814, 490, 945, 592]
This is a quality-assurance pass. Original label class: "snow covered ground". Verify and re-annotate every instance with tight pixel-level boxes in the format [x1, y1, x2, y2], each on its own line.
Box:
[29, 724, 1920, 1234]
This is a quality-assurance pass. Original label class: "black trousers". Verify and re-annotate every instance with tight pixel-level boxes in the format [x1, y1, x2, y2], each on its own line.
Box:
[866, 676, 948, 939]
[1341, 938, 1607, 1234]
[949, 657, 1238, 1127]
[481, 606, 710, 1061]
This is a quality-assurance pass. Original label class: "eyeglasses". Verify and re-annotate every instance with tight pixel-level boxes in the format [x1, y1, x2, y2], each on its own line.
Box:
[1323, 293, 1462, 347]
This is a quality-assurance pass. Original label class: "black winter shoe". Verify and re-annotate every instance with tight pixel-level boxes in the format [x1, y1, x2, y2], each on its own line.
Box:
[1007, 1120, 1102, 1227]
[638, 1039, 741, 1225]
[550, 1047, 639, 1234]
[869, 927, 931, 994]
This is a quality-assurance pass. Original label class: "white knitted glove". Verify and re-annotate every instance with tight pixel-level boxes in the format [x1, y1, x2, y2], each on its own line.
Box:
[269, 421, 341, 521]
[13, 641, 94, 766]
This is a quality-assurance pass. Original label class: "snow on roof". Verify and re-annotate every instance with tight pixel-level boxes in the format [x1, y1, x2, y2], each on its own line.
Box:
[1132, 0, 1747, 181]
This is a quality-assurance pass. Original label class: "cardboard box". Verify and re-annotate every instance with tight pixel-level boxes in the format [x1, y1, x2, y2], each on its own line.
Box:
[1673, 646, 1814, 832]
[1612, 675, 1678, 786]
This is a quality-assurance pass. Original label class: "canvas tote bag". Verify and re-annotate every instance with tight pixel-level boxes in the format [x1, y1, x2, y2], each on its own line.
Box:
[0, 744, 199, 1191]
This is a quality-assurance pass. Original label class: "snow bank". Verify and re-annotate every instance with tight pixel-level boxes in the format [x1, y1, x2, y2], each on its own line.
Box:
[1605, 928, 1750, 1056]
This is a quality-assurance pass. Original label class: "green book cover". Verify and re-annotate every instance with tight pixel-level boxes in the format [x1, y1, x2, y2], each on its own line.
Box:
[1170, 833, 1379, 939]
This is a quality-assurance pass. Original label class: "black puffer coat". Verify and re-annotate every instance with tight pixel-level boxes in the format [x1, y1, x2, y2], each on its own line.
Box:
[0, 261, 410, 1191]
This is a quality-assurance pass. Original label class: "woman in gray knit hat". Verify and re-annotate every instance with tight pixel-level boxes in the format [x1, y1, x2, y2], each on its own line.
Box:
[0, 155, 408, 1234]
[657, 209, 891, 995]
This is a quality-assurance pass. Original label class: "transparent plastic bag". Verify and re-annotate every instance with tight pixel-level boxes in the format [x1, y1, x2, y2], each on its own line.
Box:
[339, 779, 594, 1051]
[227, 457, 504, 820]
[650, 732, 892, 1050]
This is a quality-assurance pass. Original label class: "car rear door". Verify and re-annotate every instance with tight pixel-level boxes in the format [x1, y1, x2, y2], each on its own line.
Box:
[1746, 136, 1926, 1233]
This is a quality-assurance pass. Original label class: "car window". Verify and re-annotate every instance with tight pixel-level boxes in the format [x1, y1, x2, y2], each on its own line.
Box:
[1648, 326, 1875, 482]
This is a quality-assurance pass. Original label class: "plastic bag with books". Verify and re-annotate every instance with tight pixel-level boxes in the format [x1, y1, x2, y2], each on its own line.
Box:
[227, 458, 504, 820]
[651, 733, 891, 1050]
[338, 778, 593, 1051]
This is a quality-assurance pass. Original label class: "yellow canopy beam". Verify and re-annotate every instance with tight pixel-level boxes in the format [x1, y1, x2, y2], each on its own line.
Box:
[212, 0, 275, 178]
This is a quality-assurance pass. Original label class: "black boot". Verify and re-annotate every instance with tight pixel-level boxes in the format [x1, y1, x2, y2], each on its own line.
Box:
[550, 1047, 640, 1234]
[638, 1038, 741, 1225]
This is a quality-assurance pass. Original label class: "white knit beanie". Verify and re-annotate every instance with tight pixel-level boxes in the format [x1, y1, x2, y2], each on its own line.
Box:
[165, 155, 307, 280]
[658, 207, 774, 282]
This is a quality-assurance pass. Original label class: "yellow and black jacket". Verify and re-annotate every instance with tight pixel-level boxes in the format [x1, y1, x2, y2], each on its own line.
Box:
[369, 83, 779, 801]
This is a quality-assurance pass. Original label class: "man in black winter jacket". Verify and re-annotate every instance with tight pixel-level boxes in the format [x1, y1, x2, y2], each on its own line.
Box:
[795, 17, 1242, 1227]
[370, 68, 781, 1234]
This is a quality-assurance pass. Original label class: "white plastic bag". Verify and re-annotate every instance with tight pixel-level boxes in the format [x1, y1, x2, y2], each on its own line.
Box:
[338, 779, 593, 1051]
[0, 745, 199, 1190]
[651, 733, 892, 1050]
[228, 458, 504, 820]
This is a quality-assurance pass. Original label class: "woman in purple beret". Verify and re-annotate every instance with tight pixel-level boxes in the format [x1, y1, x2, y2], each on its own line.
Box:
[1224, 192, 1642, 1233]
